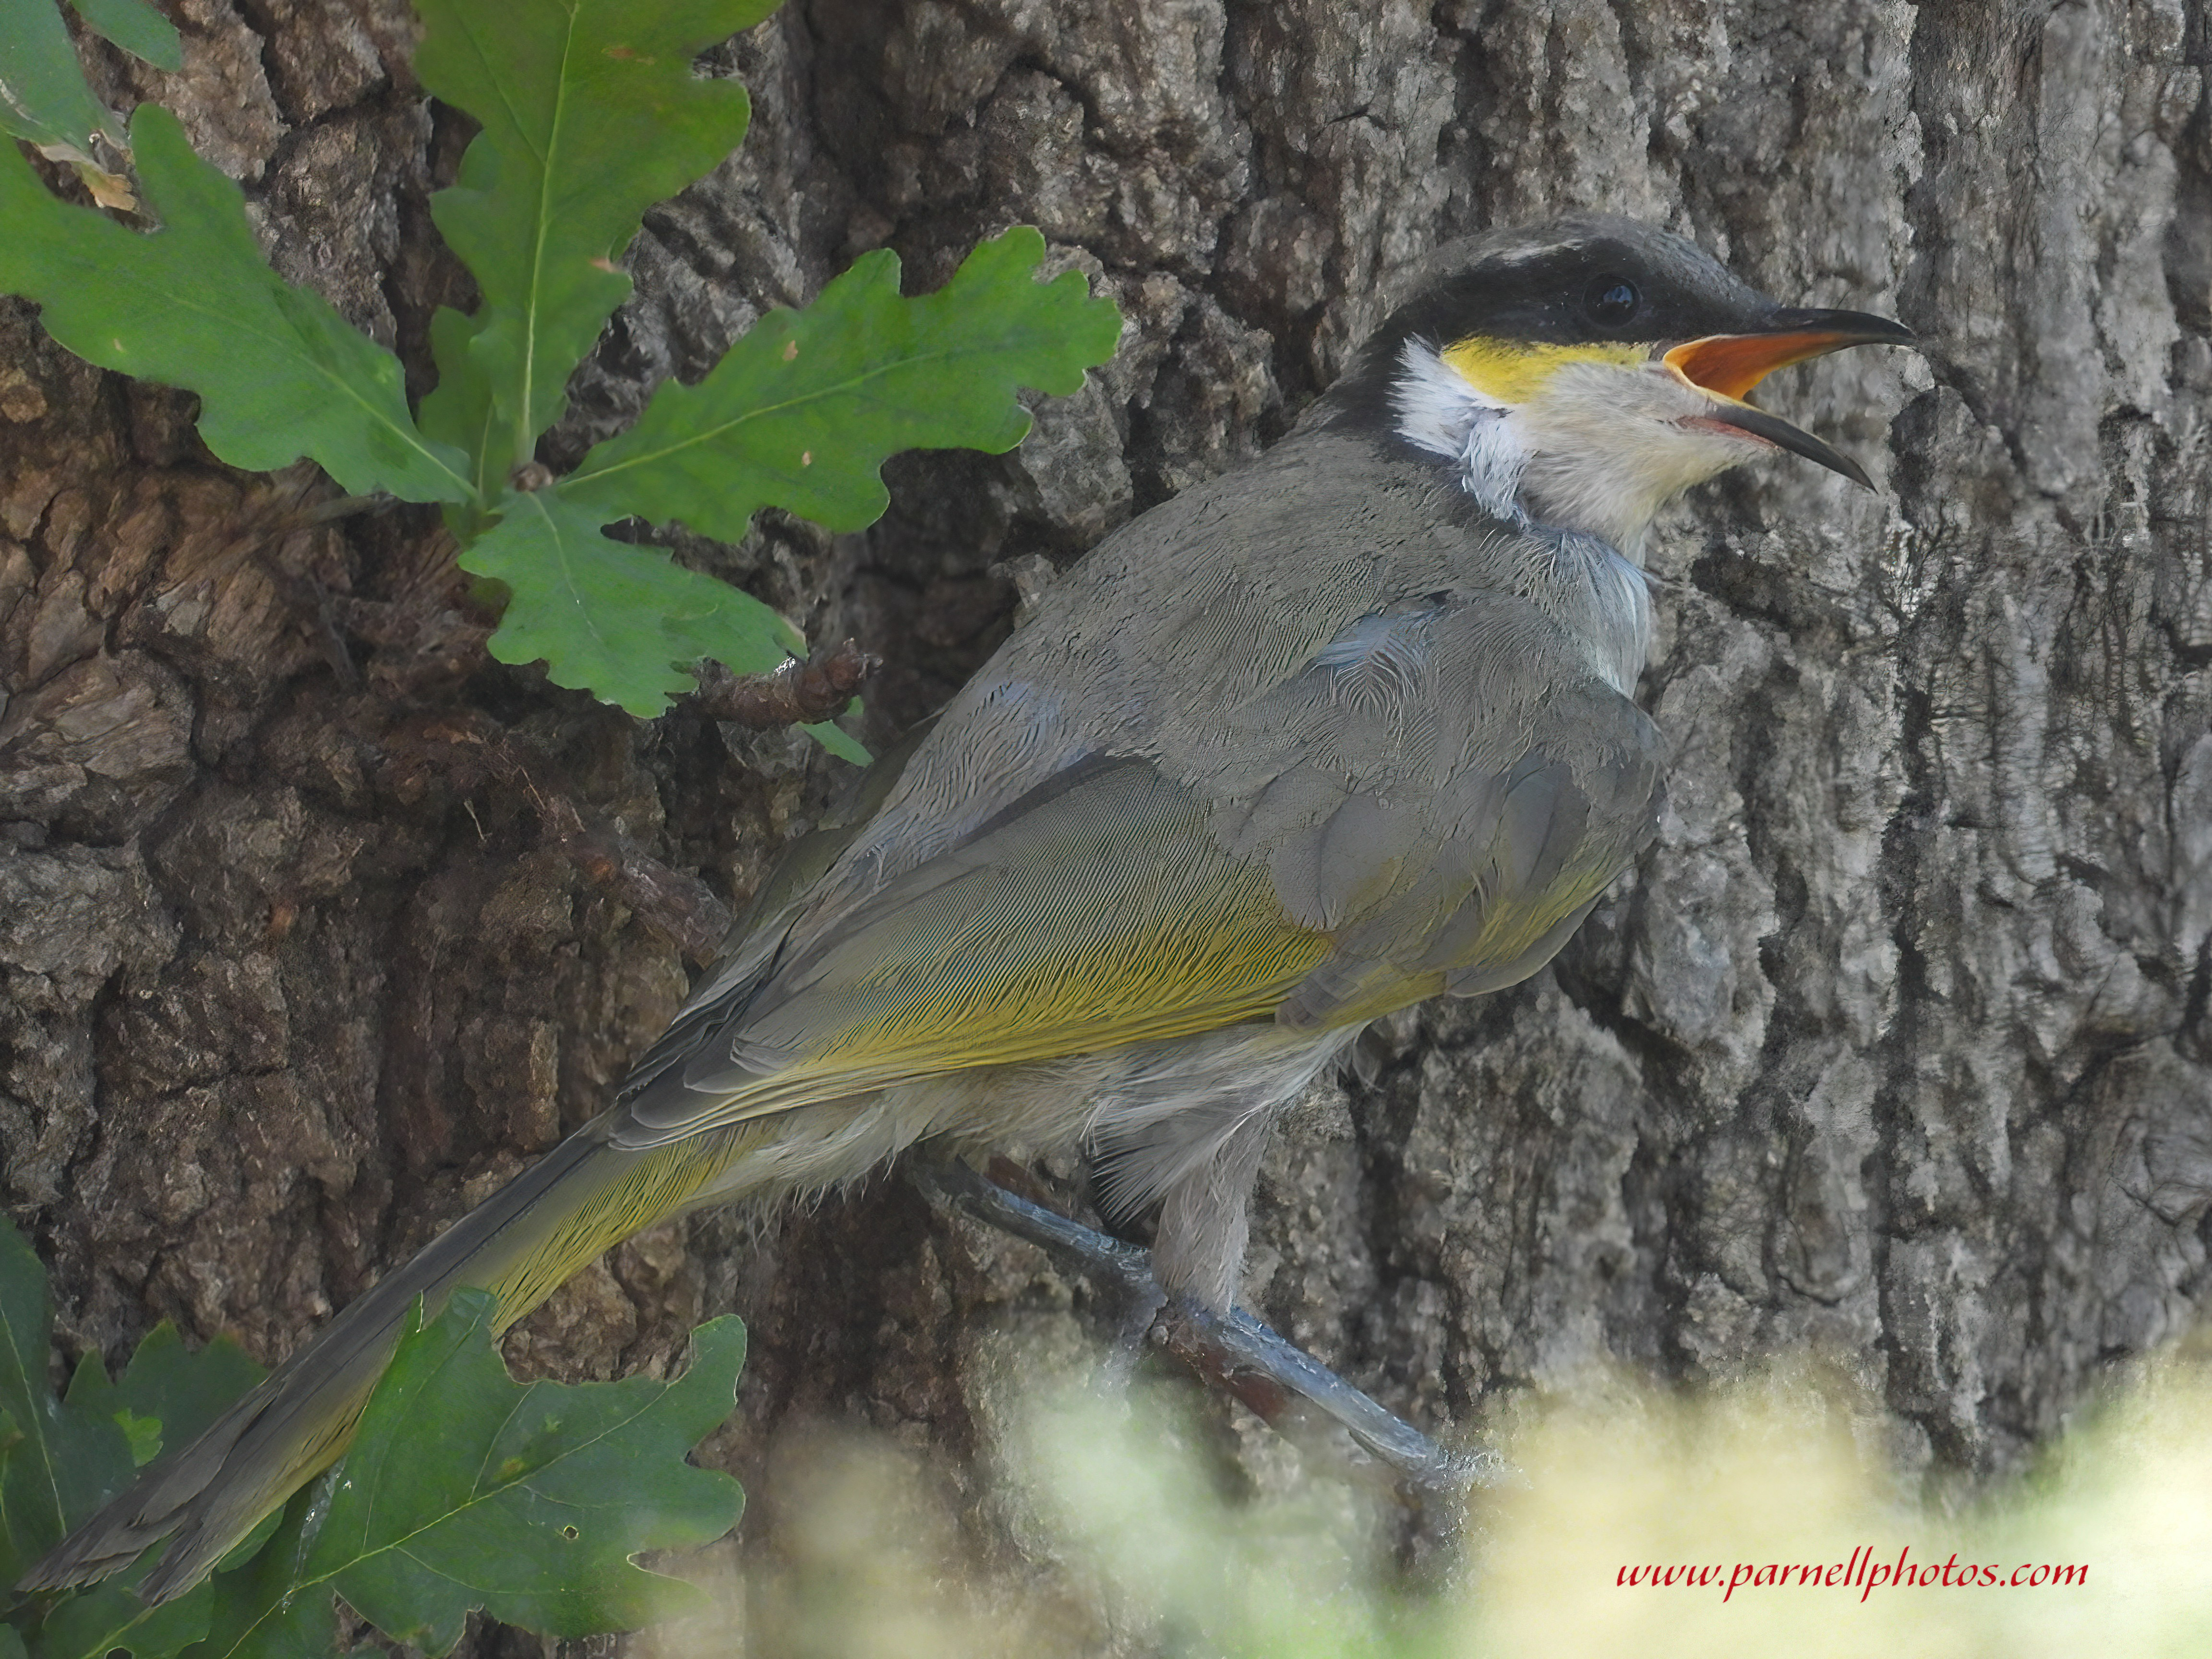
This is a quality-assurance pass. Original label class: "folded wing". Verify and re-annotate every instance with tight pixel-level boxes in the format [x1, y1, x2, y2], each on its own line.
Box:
[613, 587, 1662, 1147]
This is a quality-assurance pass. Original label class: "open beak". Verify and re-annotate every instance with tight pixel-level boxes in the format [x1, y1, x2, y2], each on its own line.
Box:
[1663, 309, 1916, 488]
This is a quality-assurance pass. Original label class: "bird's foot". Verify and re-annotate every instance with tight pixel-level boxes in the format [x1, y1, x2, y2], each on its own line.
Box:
[909, 1157, 1507, 1524]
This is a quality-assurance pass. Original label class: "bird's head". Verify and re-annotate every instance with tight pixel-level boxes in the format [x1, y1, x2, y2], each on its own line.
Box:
[1335, 215, 1915, 555]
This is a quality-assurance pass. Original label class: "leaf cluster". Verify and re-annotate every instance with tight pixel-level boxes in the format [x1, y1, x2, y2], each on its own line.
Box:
[0, 0, 1121, 742]
[3, 0, 1122, 1641]
[0, 1220, 745, 1658]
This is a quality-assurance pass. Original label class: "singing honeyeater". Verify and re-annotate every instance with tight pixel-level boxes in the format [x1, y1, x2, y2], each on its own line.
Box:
[29, 214, 1912, 1600]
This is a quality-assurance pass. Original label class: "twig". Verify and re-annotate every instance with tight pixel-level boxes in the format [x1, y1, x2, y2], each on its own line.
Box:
[688, 640, 878, 729]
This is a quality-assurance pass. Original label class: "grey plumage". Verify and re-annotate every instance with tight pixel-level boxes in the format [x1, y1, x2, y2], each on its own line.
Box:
[29, 213, 1913, 1603]
[614, 408, 1669, 1293]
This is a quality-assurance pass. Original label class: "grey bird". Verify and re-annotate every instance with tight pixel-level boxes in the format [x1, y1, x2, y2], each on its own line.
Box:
[27, 213, 1914, 1601]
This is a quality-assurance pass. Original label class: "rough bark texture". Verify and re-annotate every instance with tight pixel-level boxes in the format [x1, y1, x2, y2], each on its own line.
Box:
[4, 0, 2209, 1650]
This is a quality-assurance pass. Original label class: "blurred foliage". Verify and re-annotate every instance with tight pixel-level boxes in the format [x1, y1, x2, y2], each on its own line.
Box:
[0, 1219, 265, 1659]
[638, 1336, 2212, 1658]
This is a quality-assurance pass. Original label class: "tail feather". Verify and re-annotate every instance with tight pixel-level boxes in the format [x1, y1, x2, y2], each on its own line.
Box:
[24, 1113, 755, 1602]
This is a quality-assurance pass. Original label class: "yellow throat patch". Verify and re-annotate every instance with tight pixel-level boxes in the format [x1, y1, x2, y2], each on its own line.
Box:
[1440, 337, 1646, 406]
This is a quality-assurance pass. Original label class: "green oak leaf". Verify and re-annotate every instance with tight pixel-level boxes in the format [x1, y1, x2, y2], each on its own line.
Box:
[0, 1220, 133, 1590]
[800, 714, 869, 765]
[462, 490, 805, 717]
[0, 1229, 260, 1659]
[70, 0, 183, 71]
[113, 1408, 162, 1467]
[0, 104, 473, 503]
[65, 1322, 264, 1471]
[418, 304, 504, 511]
[192, 1292, 745, 1659]
[563, 226, 1124, 538]
[178, 1482, 336, 1659]
[415, 0, 775, 470]
[36, 1570, 214, 1659]
[0, 0, 120, 155]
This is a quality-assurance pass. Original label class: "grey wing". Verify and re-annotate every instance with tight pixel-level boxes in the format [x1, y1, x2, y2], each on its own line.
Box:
[615, 587, 1659, 1142]
[1160, 589, 1665, 1031]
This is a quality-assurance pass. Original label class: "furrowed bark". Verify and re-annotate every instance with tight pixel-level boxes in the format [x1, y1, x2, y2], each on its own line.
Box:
[4, 0, 2205, 1651]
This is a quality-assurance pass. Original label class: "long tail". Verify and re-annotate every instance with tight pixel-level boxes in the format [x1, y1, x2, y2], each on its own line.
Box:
[25, 1111, 760, 1603]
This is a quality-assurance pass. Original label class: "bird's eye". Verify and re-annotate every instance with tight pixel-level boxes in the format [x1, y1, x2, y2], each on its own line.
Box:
[1587, 277, 1640, 326]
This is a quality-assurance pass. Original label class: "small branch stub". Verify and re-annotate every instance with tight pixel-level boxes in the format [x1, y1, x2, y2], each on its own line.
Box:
[688, 638, 877, 729]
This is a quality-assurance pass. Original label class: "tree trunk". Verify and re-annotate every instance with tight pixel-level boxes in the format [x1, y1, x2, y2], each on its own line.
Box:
[4, 0, 2207, 1650]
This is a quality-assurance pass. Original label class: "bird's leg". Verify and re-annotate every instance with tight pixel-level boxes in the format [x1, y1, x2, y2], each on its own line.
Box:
[917, 1157, 1164, 1383]
[909, 1158, 1507, 1515]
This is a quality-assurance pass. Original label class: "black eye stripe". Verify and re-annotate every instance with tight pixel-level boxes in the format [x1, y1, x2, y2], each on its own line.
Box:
[1350, 230, 1773, 397]
[1587, 277, 1640, 325]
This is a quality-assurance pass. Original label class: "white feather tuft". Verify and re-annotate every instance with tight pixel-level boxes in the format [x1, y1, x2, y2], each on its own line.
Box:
[1390, 339, 1530, 522]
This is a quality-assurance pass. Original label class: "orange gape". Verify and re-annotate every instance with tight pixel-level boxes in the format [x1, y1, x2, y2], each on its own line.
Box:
[1664, 329, 1874, 400]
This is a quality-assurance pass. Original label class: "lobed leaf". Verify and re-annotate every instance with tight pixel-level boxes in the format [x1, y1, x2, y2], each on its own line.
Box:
[65, 1323, 264, 1472]
[800, 715, 870, 764]
[36, 1574, 214, 1659]
[460, 489, 803, 718]
[179, 1487, 335, 1659]
[415, 0, 774, 469]
[417, 304, 503, 509]
[191, 1293, 745, 1659]
[0, 1227, 261, 1659]
[0, 105, 474, 502]
[0, 1221, 133, 1592]
[563, 226, 1125, 539]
